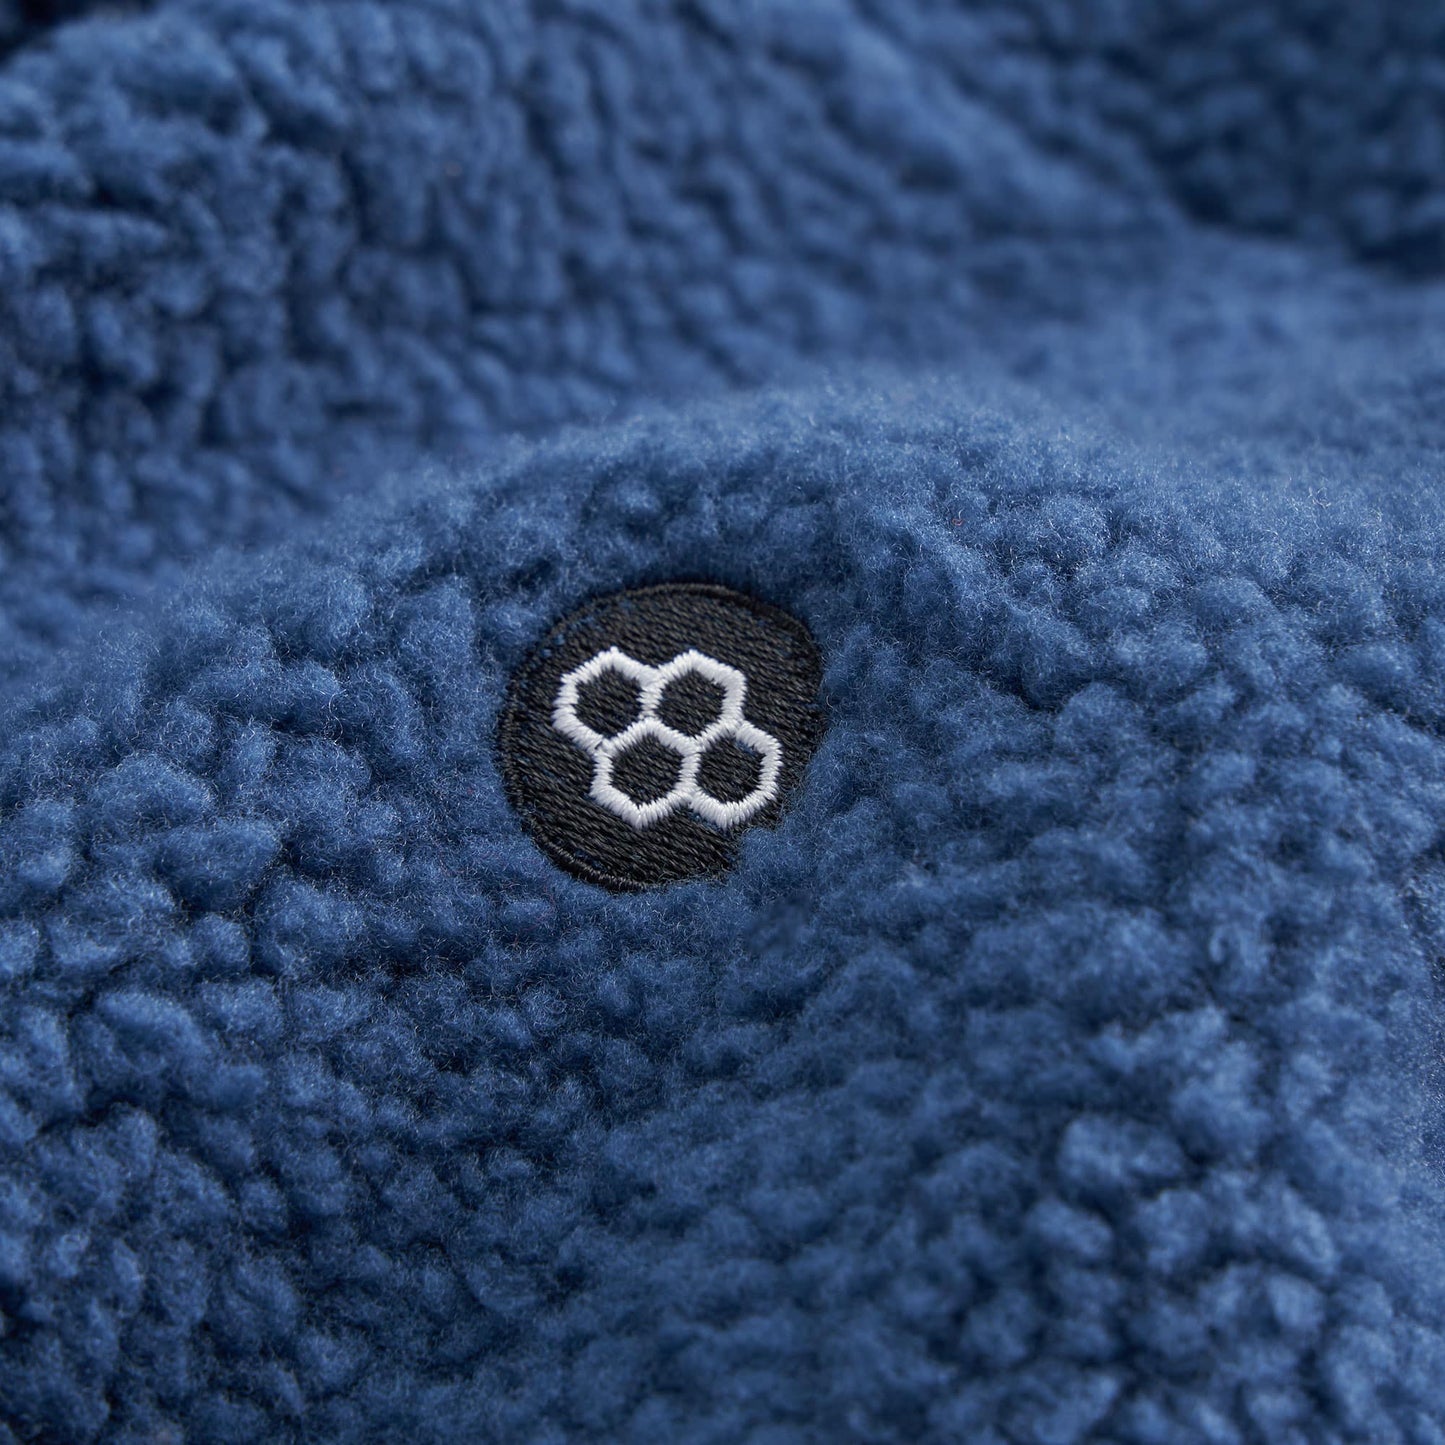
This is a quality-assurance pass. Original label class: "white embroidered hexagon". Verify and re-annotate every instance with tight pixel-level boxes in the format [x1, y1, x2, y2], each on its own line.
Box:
[552, 646, 782, 830]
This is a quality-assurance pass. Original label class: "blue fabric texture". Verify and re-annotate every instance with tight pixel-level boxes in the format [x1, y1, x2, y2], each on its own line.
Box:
[2, 2, 1445, 1440]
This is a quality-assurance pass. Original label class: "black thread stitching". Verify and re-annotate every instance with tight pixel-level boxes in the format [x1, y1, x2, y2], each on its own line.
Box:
[496, 582, 825, 891]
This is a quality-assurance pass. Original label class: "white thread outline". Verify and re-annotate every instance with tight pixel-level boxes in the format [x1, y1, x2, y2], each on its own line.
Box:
[552, 647, 783, 830]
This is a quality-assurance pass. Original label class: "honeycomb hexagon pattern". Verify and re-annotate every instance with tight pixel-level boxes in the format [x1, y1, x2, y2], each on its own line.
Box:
[551, 647, 783, 829]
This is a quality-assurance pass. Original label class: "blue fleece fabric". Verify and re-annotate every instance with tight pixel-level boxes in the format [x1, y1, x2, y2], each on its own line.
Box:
[2, 2, 1445, 1441]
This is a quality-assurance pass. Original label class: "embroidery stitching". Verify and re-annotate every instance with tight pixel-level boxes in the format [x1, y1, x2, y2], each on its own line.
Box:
[552, 647, 783, 830]
[496, 581, 825, 891]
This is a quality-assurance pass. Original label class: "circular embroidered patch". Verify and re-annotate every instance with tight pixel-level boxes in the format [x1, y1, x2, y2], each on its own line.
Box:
[497, 583, 825, 890]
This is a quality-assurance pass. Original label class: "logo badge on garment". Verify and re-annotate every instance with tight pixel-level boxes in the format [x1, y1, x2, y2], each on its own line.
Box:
[497, 582, 824, 890]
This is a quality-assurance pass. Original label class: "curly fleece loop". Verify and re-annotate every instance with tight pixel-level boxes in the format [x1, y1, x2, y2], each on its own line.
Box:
[1, 1, 1445, 1443]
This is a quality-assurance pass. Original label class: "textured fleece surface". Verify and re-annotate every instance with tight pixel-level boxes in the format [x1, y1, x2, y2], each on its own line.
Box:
[2, 2, 1445, 1443]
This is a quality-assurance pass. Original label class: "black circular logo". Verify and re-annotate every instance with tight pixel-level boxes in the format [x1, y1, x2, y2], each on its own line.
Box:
[497, 583, 825, 890]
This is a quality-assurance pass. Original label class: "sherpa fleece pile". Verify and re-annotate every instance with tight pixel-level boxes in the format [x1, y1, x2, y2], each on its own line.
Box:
[2, 1, 1445, 1441]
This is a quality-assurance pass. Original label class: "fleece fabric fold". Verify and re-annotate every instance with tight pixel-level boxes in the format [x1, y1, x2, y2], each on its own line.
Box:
[2, 2, 1445, 1442]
